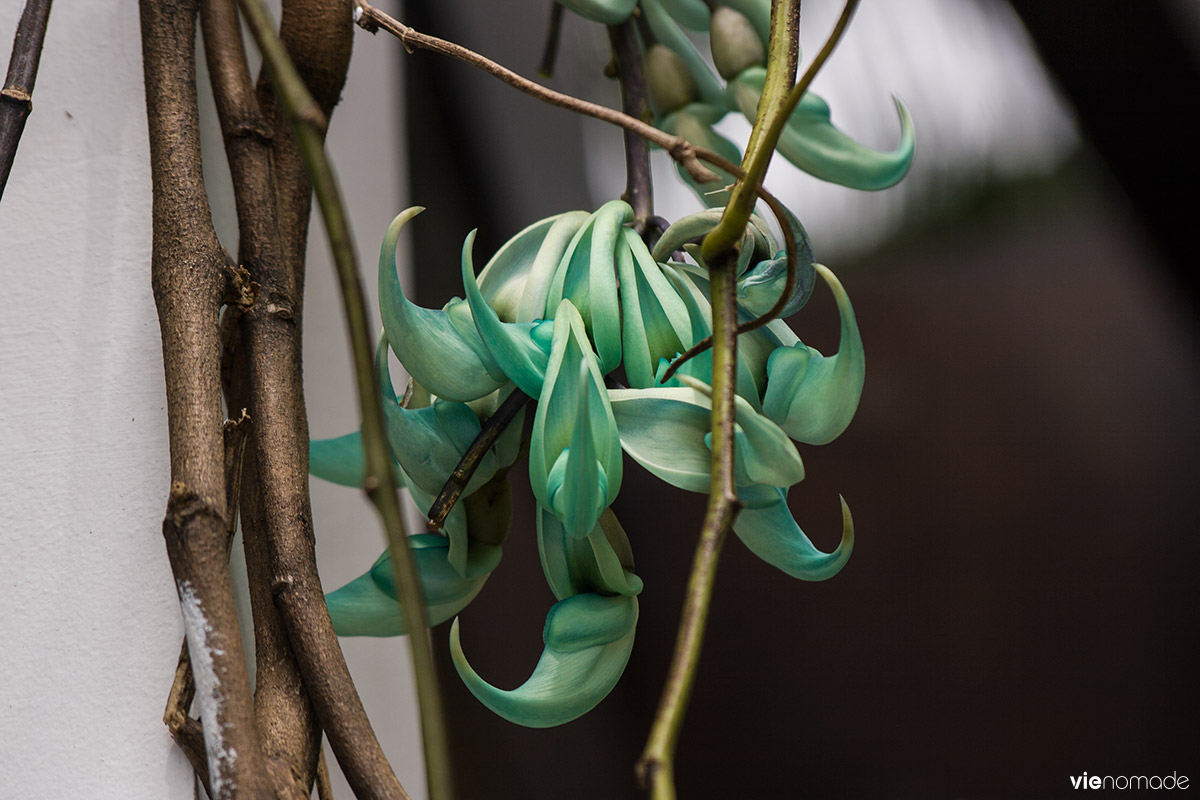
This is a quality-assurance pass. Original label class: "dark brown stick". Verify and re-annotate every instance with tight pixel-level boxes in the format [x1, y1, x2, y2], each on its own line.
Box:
[200, 1, 322, 795]
[240, 1, 418, 797]
[607, 18, 653, 229]
[0, 0, 52, 199]
[139, 0, 273, 795]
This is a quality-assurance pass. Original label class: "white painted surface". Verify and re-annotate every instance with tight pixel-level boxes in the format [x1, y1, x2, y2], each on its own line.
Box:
[0, 1, 423, 796]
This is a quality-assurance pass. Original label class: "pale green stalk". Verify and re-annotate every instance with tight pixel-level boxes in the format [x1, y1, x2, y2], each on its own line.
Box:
[641, 2, 860, 797]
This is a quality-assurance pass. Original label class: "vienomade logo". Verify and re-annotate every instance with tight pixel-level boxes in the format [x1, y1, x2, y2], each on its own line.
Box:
[1070, 773, 1189, 790]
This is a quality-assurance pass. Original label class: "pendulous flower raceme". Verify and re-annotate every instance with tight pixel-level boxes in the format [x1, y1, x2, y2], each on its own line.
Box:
[310, 198, 863, 728]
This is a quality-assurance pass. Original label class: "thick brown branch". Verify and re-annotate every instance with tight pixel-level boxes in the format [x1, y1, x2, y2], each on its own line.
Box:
[139, 0, 272, 795]
[255, 0, 353, 297]
[0, 0, 52, 199]
[201, 1, 323, 792]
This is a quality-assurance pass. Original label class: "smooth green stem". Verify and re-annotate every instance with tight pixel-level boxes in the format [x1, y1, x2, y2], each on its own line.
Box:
[638, 251, 741, 799]
[702, 0, 859, 263]
[236, 2, 453, 799]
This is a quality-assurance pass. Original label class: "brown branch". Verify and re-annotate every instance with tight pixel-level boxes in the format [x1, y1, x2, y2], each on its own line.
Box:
[200, 1, 323, 795]
[238, 1, 427, 797]
[427, 388, 529, 531]
[0, 0, 52, 199]
[351, 0, 718, 185]
[255, 0, 353, 298]
[607, 18, 654, 231]
[139, 0, 273, 796]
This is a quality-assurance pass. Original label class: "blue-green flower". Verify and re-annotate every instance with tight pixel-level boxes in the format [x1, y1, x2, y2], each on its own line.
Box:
[312, 198, 870, 728]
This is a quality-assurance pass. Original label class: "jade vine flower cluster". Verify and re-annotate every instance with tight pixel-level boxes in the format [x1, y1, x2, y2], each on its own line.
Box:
[310, 198, 863, 728]
[558, 0, 914, 206]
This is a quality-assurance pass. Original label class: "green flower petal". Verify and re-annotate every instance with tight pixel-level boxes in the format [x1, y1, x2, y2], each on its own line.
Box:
[555, 0, 637, 24]
[531, 301, 623, 538]
[652, 208, 776, 268]
[609, 382, 804, 492]
[616, 227, 692, 388]
[476, 211, 589, 323]
[729, 69, 915, 191]
[449, 593, 638, 728]
[537, 507, 643, 601]
[660, 264, 766, 408]
[463, 229, 554, 397]
[732, 486, 853, 581]
[762, 264, 864, 444]
[309, 431, 369, 487]
[736, 203, 817, 317]
[378, 208, 505, 402]
[326, 535, 502, 637]
[547, 200, 629, 373]
[657, 0, 711, 31]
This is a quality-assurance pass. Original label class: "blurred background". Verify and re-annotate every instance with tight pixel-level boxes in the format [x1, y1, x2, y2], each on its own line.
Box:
[305, 0, 1200, 797]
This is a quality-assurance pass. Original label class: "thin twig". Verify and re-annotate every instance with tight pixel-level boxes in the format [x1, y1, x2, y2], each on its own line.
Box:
[427, 388, 529, 531]
[0, 0, 52, 199]
[607, 18, 653, 229]
[237, 1, 450, 798]
[139, 0, 273, 795]
[351, 0, 717, 185]
[316, 745, 336, 800]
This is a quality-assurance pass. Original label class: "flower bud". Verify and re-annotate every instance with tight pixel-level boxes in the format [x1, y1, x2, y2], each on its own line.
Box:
[710, 6, 765, 80]
[645, 43, 699, 116]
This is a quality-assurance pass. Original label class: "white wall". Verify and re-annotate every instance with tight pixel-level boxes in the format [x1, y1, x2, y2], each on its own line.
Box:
[0, 1, 423, 796]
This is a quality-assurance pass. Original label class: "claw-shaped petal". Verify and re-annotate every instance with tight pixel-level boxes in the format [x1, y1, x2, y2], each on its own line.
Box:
[733, 486, 853, 580]
[546, 200, 630, 373]
[449, 593, 638, 728]
[652, 209, 776, 269]
[609, 382, 804, 492]
[531, 301, 623, 538]
[463, 229, 555, 397]
[326, 535, 502, 637]
[378, 208, 506, 402]
[616, 227, 693, 388]
[763, 264, 864, 444]
[729, 69, 915, 191]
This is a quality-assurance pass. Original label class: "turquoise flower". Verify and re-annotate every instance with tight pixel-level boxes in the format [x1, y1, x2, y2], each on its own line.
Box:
[311, 199, 863, 726]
